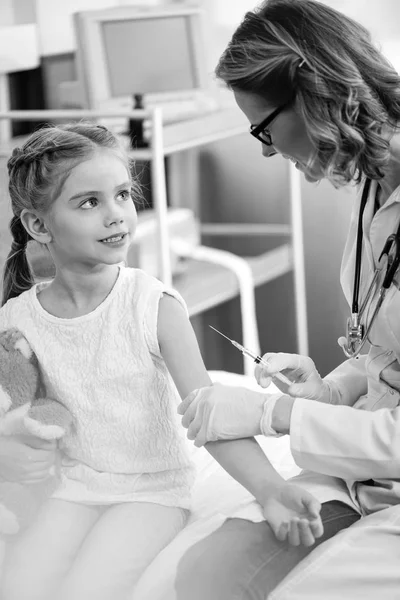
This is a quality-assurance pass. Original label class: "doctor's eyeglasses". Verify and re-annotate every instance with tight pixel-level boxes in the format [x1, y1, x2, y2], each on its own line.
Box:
[249, 98, 292, 146]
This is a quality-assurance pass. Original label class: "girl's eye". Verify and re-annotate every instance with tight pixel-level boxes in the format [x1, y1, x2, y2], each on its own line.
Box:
[117, 189, 132, 201]
[80, 198, 98, 209]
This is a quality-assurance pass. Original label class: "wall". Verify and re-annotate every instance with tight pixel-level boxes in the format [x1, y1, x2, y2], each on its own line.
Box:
[0, 0, 398, 376]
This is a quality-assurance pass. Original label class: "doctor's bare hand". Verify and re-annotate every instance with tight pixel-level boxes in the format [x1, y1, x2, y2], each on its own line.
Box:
[0, 435, 57, 484]
[255, 352, 332, 402]
[178, 383, 269, 447]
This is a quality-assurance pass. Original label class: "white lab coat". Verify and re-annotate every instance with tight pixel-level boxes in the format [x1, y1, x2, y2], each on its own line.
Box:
[270, 180, 400, 598]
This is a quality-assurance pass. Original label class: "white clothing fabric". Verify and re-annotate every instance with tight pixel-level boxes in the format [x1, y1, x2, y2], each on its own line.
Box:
[270, 504, 400, 599]
[0, 267, 195, 508]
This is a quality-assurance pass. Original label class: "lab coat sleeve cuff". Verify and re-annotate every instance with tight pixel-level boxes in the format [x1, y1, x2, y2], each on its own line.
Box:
[260, 393, 285, 437]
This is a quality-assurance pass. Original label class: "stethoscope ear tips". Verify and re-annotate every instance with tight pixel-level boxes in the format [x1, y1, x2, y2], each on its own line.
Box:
[337, 336, 347, 349]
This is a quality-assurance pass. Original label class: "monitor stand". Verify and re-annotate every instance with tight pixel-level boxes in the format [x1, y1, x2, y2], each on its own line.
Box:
[128, 93, 147, 149]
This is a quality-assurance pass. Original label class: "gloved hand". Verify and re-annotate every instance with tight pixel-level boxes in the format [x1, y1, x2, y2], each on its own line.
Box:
[255, 352, 332, 403]
[178, 383, 282, 447]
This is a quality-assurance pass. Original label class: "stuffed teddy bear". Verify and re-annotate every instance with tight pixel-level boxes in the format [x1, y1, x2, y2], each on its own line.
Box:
[0, 328, 72, 535]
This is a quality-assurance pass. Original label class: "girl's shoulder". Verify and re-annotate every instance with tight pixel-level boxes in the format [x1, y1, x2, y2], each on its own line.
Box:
[120, 266, 165, 295]
[119, 266, 188, 315]
[0, 286, 35, 331]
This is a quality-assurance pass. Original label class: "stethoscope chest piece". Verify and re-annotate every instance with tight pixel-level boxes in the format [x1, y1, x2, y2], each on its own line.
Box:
[345, 313, 364, 356]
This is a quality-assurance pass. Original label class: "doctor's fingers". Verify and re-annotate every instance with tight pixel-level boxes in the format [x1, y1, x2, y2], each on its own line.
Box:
[257, 353, 317, 382]
[260, 352, 309, 373]
[254, 365, 273, 389]
[180, 397, 203, 429]
[186, 418, 208, 447]
[177, 389, 200, 416]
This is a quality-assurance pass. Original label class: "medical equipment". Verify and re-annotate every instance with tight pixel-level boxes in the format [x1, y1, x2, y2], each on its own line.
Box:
[341, 178, 400, 359]
[209, 326, 293, 387]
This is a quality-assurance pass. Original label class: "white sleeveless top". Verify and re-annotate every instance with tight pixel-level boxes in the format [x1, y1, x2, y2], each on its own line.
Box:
[0, 267, 195, 507]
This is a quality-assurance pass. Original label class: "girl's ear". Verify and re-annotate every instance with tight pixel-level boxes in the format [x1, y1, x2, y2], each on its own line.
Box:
[20, 209, 52, 245]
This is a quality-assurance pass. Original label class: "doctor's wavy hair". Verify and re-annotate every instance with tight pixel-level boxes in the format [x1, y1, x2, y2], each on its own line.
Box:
[215, 0, 400, 186]
[2, 122, 141, 306]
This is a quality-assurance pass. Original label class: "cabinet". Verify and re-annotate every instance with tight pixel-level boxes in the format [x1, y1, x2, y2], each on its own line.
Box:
[0, 106, 308, 372]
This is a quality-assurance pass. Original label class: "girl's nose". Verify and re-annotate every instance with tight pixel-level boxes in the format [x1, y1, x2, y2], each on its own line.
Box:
[105, 205, 125, 226]
[106, 216, 124, 226]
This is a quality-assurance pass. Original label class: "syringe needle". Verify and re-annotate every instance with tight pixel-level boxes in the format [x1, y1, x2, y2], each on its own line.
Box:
[209, 325, 234, 344]
[209, 325, 293, 388]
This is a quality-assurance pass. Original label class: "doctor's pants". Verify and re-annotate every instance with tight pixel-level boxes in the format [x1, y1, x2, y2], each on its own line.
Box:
[176, 502, 400, 599]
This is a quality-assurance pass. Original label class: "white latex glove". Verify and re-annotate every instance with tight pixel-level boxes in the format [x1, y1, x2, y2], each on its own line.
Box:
[178, 383, 283, 447]
[255, 352, 332, 403]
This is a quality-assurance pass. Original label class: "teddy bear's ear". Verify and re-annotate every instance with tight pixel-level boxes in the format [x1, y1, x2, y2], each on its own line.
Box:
[9, 331, 33, 360]
[14, 337, 33, 360]
[0, 328, 33, 358]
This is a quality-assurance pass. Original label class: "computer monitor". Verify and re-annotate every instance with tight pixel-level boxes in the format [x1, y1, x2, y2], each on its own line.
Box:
[73, 5, 210, 110]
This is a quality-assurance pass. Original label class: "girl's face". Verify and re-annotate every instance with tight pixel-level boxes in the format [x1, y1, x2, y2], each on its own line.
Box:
[233, 89, 324, 183]
[45, 149, 137, 269]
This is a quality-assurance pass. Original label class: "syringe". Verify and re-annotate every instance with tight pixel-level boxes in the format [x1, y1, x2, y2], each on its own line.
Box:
[209, 326, 293, 388]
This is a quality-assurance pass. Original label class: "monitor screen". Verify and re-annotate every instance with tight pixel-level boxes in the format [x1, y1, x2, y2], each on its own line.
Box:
[73, 6, 208, 109]
[102, 16, 197, 97]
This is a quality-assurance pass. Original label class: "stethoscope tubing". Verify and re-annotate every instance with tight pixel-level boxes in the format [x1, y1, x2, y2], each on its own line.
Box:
[342, 178, 400, 358]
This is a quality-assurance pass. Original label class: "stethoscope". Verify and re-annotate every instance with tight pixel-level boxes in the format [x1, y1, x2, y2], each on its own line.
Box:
[339, 178, 400, 359]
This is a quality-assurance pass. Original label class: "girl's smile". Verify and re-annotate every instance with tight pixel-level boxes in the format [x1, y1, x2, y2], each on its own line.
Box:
[98, 232, 129, 246]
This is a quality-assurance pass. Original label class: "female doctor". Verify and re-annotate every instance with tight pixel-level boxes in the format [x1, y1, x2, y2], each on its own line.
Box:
[176, 0, 400, 598]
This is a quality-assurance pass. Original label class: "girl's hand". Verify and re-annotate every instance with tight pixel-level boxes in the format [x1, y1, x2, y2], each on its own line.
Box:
[262, 483, 324, 547]
[255, 353, 332, 403]
[178, 383, 273, 447]
[0, 435, 57, 484]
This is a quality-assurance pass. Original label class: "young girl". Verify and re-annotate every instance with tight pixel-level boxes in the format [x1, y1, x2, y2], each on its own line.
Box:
[0, 123, 322, 600]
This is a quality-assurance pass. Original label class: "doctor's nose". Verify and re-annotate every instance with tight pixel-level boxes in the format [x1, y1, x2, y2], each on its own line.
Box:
[262, 145, 278, 158]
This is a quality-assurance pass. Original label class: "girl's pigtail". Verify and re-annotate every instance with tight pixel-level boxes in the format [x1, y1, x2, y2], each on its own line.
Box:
[1, 216, 34, 306]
